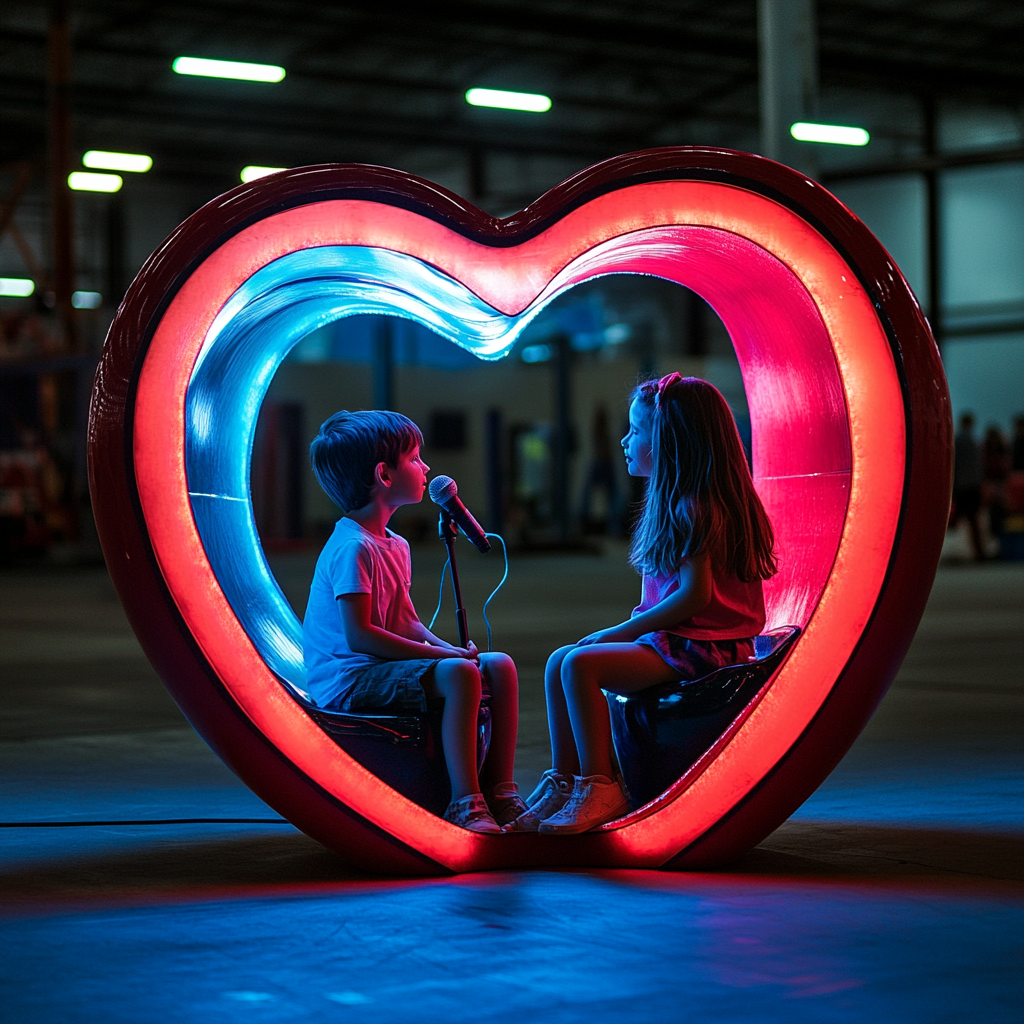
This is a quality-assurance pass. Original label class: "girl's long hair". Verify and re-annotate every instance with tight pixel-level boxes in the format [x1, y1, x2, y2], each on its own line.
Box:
[629, 375, 777, 582]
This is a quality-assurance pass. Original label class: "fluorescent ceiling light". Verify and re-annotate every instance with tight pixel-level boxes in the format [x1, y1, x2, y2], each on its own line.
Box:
[241, 165, 287, 183]
[72, 290, 103, 309]
[0, 277, 35, 297]
[790, 122, 870, 146]
[173, 56, 285, 83]
[68, 171, 123, 192]
[466, 87, 551, 113]
[83, 150, 152, 173]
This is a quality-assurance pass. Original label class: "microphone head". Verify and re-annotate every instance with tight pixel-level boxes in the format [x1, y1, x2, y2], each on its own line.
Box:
[428, 475, 457, 505]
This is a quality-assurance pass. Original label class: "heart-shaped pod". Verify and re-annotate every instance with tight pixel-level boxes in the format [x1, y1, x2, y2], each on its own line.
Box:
[88, 148, 951, 875]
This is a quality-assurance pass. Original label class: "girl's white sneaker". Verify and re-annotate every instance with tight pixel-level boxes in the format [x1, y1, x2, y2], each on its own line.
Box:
[537, 775, 630, 834]
[504, 769, 573, 832]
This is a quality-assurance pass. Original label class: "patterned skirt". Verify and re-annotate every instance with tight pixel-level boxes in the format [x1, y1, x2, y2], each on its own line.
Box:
[634, 631, 755, 680]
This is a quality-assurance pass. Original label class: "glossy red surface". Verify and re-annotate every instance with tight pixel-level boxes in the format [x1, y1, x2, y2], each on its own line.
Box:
[88, 149, 952, 874]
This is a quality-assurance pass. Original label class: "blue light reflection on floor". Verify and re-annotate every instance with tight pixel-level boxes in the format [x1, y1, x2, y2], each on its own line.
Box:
[791, 758, 1024, 831]
[3, 871, 1021, 1023]
[3, 564, 1021, 1022]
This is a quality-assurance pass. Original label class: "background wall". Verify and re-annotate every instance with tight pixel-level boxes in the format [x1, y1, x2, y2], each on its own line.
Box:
[832, 155, 1024, 433]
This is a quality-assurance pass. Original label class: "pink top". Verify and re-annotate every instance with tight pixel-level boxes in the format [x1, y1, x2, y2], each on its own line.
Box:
[632, 561, 765, 641]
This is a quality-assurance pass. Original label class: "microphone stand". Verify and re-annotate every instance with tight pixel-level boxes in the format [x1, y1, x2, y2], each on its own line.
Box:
[438, 510, 470, 648]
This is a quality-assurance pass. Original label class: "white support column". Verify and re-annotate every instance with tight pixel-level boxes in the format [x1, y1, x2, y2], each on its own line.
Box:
[758, 0, 819, 176]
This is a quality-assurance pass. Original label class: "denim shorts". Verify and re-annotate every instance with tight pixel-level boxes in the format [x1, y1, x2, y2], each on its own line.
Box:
[333, 658, 439, 714]
[634, 631, 755, 680]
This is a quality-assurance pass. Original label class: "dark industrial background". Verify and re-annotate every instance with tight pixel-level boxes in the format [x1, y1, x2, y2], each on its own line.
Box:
[2, 1, 1023, 553]
[1, 4, 1022, 1022]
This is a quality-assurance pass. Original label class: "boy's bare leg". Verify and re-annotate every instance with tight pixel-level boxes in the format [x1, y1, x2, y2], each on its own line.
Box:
[477, 652, 518, 792]
[425, 659, 483, 800]
[561, 643, 679, 780]
[545, 644, 581, 776]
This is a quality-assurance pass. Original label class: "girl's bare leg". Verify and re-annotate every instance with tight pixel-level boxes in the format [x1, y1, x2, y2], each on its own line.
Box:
[545, 644, 581, 776]
[478, 651, 518, 791]
[424, 659, 483, 800]
[561, 644, 679, 780]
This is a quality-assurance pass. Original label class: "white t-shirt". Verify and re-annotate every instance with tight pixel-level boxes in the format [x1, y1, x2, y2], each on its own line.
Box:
[302, 518, 422, 708]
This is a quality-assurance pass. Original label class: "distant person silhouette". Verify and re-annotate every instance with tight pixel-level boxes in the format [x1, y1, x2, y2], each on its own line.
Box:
[982, 425, 1012, 540]
[1012, 415, 1024, 473]
[579, 403, 622, 535]
[952, 412, 985, 561]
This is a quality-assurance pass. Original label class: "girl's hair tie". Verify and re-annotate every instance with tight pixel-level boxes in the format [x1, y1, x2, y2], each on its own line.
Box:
[656, 371, 683, 405]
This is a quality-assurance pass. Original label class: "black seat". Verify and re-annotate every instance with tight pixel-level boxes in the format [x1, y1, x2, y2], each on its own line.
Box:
[296, 695, 492, 817]
[606, 626, 801, 810]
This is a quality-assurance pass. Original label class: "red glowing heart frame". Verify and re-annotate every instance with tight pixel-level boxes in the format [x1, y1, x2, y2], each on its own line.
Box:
[89, 149, 951, 875]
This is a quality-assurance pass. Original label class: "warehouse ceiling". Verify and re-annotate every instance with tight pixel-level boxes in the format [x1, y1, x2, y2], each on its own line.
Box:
[2, 0, 1023, 201]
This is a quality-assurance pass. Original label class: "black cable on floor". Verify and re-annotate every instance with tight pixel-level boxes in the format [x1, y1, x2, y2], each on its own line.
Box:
[0, 817, 291, 827]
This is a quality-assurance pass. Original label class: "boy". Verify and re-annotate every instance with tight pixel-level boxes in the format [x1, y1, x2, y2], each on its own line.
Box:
[303, 410, 525, 833]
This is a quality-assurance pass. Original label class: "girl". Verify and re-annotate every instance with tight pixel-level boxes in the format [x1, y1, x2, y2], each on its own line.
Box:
[511, 374, 777, 834]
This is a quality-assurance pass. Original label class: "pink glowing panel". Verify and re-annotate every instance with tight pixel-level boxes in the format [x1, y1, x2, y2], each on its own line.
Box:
[548, 227, 852, 630]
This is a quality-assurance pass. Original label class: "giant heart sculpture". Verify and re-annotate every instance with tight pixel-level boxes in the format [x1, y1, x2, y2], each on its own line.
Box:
[88, 148, 951, 875]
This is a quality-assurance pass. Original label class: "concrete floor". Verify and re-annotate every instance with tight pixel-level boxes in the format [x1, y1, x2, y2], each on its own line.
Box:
[1, 544, 1021, 1022]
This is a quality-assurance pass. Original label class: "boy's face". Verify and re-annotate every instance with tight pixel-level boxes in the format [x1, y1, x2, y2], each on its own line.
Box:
[381, 444, 430, 506]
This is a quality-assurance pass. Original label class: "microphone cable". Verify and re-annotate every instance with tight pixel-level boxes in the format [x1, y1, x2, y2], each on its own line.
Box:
[481, 532, 509, 652]
[426, 532, 509, 652]
[427, 555, 450, 633]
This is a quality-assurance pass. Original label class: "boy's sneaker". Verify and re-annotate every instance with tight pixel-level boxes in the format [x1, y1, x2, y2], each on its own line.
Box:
[487, 783, 529, 828]
[505, 769, 573, 832]
[537, 775, 630, 834]
[443, 793, 502, 834]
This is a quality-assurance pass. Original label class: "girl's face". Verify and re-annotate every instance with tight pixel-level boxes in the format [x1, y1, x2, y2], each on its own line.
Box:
[621, 399, 653, 477]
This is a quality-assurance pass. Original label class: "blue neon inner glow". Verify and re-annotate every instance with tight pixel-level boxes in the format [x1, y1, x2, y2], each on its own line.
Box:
[185, 245, 560, 696]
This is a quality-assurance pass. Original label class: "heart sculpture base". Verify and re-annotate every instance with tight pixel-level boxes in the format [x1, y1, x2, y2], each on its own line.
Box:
[88, 148, 951, 875]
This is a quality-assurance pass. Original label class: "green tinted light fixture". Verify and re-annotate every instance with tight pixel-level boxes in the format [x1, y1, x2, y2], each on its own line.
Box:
[172, 56, 285, 83]
[0, 278, 35, 297]
[790, 122, 870, 146]
[241, 166, 287, 183]
[465, 88, 551, 113]
[83, 150, 152, 173]
[68, 171, 123, 192]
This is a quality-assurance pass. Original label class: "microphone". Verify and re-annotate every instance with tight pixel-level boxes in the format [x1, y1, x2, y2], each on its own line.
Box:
[428, 476, 491, 553]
